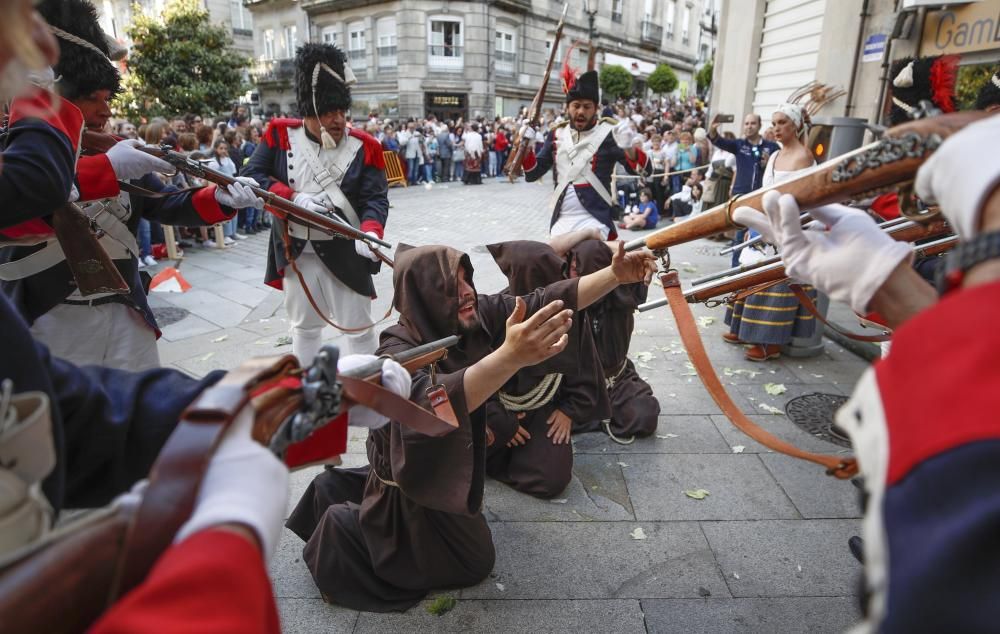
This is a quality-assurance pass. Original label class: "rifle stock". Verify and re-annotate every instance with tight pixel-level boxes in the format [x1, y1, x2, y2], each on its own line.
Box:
[624, 111, 989, 253]
[503, 4, 568, 182]
[52, 203, 129, 296]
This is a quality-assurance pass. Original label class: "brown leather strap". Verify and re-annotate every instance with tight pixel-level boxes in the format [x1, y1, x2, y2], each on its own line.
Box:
[339, 376, 458, 436]
[731, 278, 788, 302]
[280, 221, 394, 334]
[110, 355, 298, 602]
[661, 271, 857, 479]
[788, 284, 892, 343]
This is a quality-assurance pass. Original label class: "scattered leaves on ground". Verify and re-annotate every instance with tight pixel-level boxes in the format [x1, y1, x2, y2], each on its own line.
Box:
[199, 353, 213, 362]
[698, 316, 715, 328]
[759, 403, 784, 415]
[811, 374, 824, 378]
[732, 445, 745, 454]
[630, 527, 648, 540]
[495, 583, 506, 592]
[656, 433, 679, 439]
[211, 335, 228, 343]
[764, 383, 787, 395]
[684, 488, 711, 500]
[634, 329, 648, 335]
[549, 498, 568, 504]
[723, 367, 761, 379]
[733, 572, 740, 580]
[617, 462, 630, 468]
[682, 361, 698, 376]
[426, 596, 457, 616]
[275, 335, 292, 347]
[634, 351, 655, 363]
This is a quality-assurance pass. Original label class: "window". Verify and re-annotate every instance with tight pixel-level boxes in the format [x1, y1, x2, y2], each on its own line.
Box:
[348, 22, 366, 69]
[611, 0, 623, 23]
[428, 17, 463, 70]
[282, 25, 297, 59]
[377, 17, 397, 70]
[495, 28, 515, 75]
[666, 1, 676, 37]
[321, 25, 340, 46]
[682, 6, 691, 44]
[262, 29, 275, 60]
[545, 38, 565, 64]
[229, 0, 252, 32]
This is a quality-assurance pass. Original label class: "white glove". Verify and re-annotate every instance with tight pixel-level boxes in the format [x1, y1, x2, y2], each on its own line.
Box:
[105, 139, 173, 181]
[737, 190, 912, 314]
[214, 176, 263, 209]
[175, 406, 289, 563]
[915, 115, 1000, 240]
[337, 355, 412, 429]
[518, 125, 536, 142]
[354, 231, 382, 262]
[613, 119, 638, 150]
[292, 191, 331, 215]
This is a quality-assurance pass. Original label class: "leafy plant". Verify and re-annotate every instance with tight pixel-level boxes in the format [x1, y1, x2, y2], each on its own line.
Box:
[114, 0, 249, 120]
[600, 64, 633, 99]
[696, 60, 714, 94]
[648, 63, 679, 96]
[956, 63, 993, 110]
[426, 595, 457, 616]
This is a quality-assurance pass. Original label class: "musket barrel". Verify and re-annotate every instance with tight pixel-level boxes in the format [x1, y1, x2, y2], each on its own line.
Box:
[341, 335, 461, 380]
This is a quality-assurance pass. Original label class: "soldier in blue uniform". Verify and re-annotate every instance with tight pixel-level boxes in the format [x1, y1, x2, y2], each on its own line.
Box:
[242, 43, 390, 365]
[0, 0, 261, 371]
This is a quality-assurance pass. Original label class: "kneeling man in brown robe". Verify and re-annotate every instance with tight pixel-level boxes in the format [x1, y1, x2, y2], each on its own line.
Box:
[568, 239, 661, 442]
[485, 240, 610, 498]
[287, 243, 656, 612]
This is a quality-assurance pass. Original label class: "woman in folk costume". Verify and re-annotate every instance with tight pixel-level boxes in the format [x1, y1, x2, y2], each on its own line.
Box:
[461, 122, 484, 185]
[723, 102, 817, 361]
[242, 43, 390, 365]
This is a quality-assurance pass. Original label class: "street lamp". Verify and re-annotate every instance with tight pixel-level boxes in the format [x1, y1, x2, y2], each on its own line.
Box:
[583, 0, 598, 69]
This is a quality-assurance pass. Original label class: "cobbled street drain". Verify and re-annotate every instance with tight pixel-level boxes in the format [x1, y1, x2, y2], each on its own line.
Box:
[152, 307, 189, 327]
[785, 392, 851, 448]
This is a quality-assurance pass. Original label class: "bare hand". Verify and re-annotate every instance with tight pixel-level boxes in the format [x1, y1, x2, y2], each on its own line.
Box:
[546, 409, 572, 445]
[501, 297, 573, 368]
[507, 424, 531, 448]
[611, 242, 657, 285]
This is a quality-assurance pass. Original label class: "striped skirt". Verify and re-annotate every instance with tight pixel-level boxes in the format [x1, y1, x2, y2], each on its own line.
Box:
[724, 282, 817, 345]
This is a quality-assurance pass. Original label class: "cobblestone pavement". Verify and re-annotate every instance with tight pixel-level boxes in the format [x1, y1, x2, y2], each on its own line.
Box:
[152, 175, 867, 633]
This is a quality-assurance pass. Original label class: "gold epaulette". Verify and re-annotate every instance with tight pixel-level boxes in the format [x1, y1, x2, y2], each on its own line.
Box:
[600, 117, 620, 126]
[548, 120, 570, 132]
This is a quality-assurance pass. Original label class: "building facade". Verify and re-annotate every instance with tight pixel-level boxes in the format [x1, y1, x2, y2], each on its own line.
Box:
[711, 0, 1000, 131]
[245, 0, 714, 120]
[96, 0, 255, 58]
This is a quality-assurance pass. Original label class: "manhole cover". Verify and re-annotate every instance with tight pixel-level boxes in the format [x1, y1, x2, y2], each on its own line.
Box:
[152, 307, 190, 327]
[785, 392, 851, 448]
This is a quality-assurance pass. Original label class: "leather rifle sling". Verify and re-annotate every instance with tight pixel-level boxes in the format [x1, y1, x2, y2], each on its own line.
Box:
[660, 271, 858, 479]
[788, 284, 892, 343]
[339, 376, 459, 436]
[280, 221, 393, 334]
[109, 355, 299, 602]
[731, 278, 789, 302]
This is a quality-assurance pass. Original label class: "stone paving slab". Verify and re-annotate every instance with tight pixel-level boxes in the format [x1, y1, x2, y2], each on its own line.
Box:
[708, 414, 851, 455]
[760, 454, 862, 519]
[572, 416, 733, 455]
[623, 454, 800, 522]
[161, 288, 252, 328]
[700, 519, 862, 598]
[463, 521, 730, 600]
[642, 597, 861, 634]
[355, 599, 646, 633]
[276, 598, 358, 632]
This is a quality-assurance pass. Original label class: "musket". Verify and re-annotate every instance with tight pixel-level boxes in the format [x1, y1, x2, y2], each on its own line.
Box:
[81, 131, 394, 267]
[0, 336, 460, 634]
[503, 3, 569, 182]
[638, 219, 953, 312]
[624, 111, 990, 254]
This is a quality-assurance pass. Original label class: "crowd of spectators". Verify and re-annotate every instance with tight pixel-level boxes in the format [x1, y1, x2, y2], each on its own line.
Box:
[109, 93, 759, 266]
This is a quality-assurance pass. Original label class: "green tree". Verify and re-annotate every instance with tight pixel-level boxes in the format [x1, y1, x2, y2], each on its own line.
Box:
[115, 0, 249, 120]
[599, 64, 633, 99]
[696, 60, 714, 95]
[647, 63, 679, 97]
[956, 63, 993, 110]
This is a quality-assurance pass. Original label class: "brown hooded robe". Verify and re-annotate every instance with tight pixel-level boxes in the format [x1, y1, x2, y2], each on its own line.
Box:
[286, 245, 582, 612]
[484, 241, 610, 498]
[569, 240, 660, 438]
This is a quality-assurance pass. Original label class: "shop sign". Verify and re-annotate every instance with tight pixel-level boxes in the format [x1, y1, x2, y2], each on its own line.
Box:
[921, 1, 1000, 56]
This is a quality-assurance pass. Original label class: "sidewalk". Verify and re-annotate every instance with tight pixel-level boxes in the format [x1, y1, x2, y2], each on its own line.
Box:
[153, 177, 867, 633]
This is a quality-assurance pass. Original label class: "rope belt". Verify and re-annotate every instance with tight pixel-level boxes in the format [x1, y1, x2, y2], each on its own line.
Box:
[604, 360, 629, 389]
[498, 373, 563, 412]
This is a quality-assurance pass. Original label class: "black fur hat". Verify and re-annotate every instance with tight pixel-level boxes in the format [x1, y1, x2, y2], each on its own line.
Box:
[37, 0, 120, 99]
[887, 55, 958, 125]
[975, 69, 1000, 111]
[295, 43, 352, 117]
[566, 69, 600, 104]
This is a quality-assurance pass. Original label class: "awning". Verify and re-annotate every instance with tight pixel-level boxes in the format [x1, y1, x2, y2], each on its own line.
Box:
[603, 52, 657, 77]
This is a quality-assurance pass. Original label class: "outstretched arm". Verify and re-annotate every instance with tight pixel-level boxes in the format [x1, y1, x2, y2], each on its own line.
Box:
[576, 242, 657, 310]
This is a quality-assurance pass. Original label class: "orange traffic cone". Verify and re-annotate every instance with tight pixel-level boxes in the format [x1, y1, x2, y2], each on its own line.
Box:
[149, 267, 192, 293]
